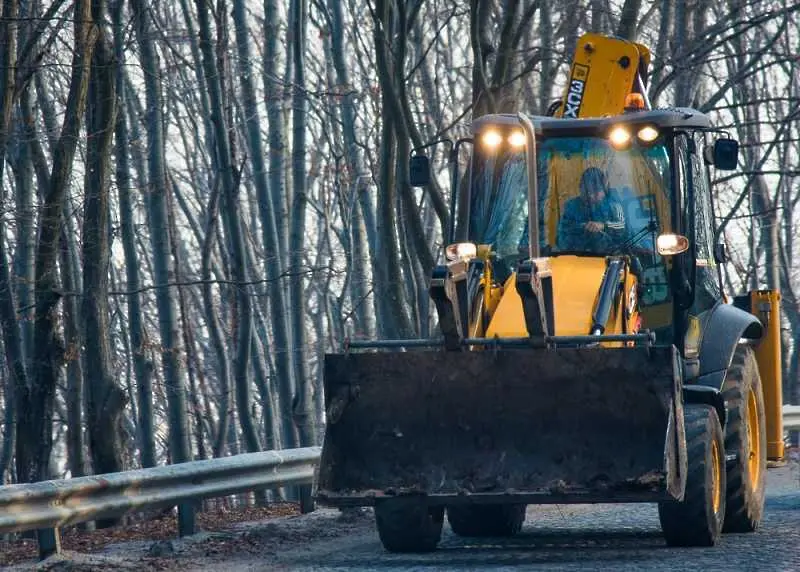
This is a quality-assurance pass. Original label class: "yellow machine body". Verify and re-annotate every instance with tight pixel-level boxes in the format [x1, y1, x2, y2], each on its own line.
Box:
[316, 32, 784, 524]
[484, 257, 639, 341]
[556, 33, 650, 119]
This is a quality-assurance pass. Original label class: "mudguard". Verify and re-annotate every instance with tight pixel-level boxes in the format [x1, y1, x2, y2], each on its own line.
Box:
[316, 345, 686, 506]
[695, 303, 762, 388]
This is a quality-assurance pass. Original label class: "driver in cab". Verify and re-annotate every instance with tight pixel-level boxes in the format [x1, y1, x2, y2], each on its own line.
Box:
[557, 167, 626, 252]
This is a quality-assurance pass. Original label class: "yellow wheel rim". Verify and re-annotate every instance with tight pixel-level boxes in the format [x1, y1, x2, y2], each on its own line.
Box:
[711, 439, 722, 514]
[746, 388, 762, 485]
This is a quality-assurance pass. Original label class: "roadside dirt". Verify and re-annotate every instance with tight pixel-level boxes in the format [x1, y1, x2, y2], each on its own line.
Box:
[1, 502, 300, 569]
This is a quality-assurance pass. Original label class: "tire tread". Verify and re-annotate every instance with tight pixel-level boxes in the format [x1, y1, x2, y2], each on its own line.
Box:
[658, 404, 725, 547]
[447, 504, 526, 537]
[374, 498, 443, 553]
[721, 345, 767, 533]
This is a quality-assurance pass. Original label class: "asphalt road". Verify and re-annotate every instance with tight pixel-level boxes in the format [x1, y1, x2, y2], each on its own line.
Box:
[15, 462, 799, 571]
[254, 461, 800, 572]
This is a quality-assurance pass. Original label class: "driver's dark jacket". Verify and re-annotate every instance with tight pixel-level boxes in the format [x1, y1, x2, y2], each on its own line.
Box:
[557, 194, 626, 252]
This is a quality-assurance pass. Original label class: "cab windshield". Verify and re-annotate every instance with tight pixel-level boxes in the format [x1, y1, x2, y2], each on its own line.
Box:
[468, 133, 672, 253]
[466, 130, 673, 307]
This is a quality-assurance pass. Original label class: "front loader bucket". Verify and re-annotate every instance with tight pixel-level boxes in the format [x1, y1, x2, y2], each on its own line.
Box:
[316, 345, 686, 505]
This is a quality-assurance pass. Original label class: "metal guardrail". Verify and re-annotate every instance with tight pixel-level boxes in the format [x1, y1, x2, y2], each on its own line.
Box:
[783, 405, 800, 430]
[2, 406, 799, 562]
[0, 446, 321, 559]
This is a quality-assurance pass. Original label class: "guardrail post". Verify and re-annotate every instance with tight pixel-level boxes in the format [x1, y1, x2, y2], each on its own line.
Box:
[37, 528, 61, 560]
[177, 501, 196, 536]
[299, 484, 314, 514]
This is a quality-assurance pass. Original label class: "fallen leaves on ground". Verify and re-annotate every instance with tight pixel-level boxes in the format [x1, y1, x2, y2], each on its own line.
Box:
[0, 502, 299, 567]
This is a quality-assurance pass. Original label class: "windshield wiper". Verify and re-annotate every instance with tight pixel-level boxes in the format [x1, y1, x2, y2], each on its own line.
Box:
[613, 221, 658, 255]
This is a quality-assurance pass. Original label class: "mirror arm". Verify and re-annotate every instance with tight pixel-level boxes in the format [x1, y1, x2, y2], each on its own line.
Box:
[412, 137, 453, 155]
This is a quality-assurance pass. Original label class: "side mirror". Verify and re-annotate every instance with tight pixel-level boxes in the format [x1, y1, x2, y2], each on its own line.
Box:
[714, 242, 729, 264]
[409, 154, 431, 187]
[706, 138, 739, 171]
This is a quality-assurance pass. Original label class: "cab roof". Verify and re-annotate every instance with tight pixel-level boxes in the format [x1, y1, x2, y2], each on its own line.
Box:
[472, 108, 712, 135]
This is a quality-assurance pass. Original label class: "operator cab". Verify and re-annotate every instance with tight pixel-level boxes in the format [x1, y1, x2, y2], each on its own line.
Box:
[445, 109, 734, 342]
[409, 108, 737, 343]
[462, 112, 683, 309]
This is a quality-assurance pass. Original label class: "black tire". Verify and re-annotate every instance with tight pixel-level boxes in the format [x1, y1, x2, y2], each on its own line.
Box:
[447, 504, 526, 537]
[658, 404, 725, 547]
[721, 345, 767, 532]
[374, 498, 443, 553]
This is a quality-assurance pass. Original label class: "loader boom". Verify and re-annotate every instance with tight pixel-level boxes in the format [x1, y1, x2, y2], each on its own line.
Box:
[556, 33, 652, 118]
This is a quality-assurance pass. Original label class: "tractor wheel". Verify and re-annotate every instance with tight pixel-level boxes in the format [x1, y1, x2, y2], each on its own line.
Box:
[721, 345, 767, 532]
[374, 498, 443, 553]
[447, 504, 526, 537]
[658, 403, 725, 547]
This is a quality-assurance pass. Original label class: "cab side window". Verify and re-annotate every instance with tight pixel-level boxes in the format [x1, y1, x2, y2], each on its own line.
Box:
[689, 135, 722, 311]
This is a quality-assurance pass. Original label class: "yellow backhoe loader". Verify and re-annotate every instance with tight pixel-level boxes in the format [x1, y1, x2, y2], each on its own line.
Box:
[315, 33, 784, 552]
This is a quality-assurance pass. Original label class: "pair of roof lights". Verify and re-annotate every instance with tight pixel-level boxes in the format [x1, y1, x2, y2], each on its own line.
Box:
[480, 125, 660, 150]
[609, 124, 660, 148]
[482, 130, 526, 148]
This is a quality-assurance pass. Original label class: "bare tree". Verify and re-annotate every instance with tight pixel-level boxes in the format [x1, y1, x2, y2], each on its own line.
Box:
[234, 0, 294, 449]
[289, 0, 315, 445]
[18, 0, 96, 483]
[83, 0, 128, 503]
[130, 2, 193, 535]
[194, 0, 261, 453]
[0, 0, 23, 482]
[112, 0, 155, 468]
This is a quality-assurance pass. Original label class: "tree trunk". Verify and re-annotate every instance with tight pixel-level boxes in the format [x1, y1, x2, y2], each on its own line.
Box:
[29, 8, 90, 484]
[19, 0, 96, 483]
[168, 188, 207, 462]
[371, 0, 413, 339]
[61, 214, 86, 479]
[591, 0, 604, 32]
[9, 93, 35, 360]
[264, 0, 290, 260]
[251, 310, 279, 450]
[130, 0, 191, 468]
[177, 0, 214, 157]
[235, 0, 295, 449]
[83, 0, 127, 503]
[538, 0, 553, 113]
[648, 0, 672, 106]
[201, 180, 231, 458]
[194, 0, 260, 454]
[328, 0, 376, 338]
[615, 0, 642, 40]
[673, 0, 691, 106]
[264, 0, 298, 448]
[112, 0, 155, 468]
[0, 0, 25, 482]
[470, 0, 494, 116]
[288, 0, 314, 446]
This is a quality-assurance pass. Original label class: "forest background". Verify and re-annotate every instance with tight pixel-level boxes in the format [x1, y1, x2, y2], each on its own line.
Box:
[0, 0, 797, 486]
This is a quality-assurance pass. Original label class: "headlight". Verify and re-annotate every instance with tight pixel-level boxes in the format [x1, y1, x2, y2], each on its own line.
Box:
[445, 242, 478, 262]
[656, 233, 689, 256]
